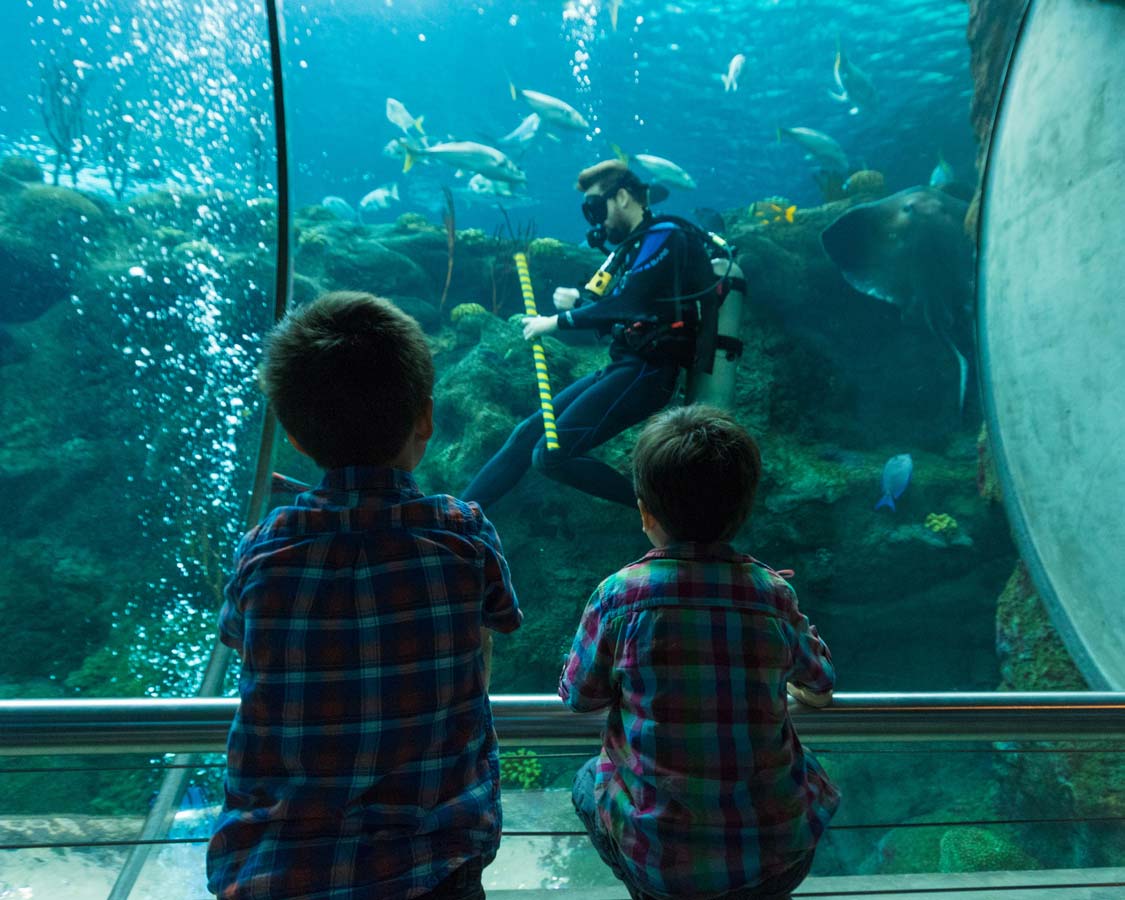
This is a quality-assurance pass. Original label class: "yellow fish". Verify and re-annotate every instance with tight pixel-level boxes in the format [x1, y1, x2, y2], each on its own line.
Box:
[608, 0, 622, 30]
[751, 201, 797, 224]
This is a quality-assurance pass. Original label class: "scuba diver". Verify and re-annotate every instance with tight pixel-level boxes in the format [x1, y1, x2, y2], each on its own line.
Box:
[462, 159, 744, 510]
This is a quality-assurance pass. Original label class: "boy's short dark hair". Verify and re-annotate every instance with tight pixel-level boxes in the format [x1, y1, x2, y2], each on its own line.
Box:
[259, 291, 434, 469]
[576, 160, 649, 206]
[633, 405, 761, 542]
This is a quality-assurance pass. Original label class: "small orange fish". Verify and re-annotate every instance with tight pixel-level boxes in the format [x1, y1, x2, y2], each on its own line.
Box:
[752, 202, 797, 224]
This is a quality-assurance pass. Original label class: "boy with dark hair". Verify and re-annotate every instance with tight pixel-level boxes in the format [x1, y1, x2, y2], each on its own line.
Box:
[207, 291, 522, 900]
[560, 405, 838, 900]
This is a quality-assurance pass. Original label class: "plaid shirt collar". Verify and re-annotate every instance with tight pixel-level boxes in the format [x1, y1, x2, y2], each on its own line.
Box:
[315, 465, 422, 497]
[638, 541, 747, 564]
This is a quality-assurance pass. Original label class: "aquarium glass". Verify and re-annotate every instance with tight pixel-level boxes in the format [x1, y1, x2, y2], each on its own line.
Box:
[0, 0, 275, 701]
[2, 0, 1117, 891]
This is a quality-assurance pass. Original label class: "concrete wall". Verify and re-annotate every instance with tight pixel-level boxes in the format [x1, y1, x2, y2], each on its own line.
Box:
[979, 0, 1125, 688]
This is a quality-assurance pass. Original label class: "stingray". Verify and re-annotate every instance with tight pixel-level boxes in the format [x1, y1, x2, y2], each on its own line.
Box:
[820, 186, 975, 412]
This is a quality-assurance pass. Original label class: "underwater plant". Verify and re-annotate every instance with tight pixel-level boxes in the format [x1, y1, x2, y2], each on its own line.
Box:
[98, 82, 138, 201]
[486, 210, 538, 315]
[38, 58, 92, 187]
[439, 185, 456, 314]
[924, 513, 958, 535]
[499, 748, 543, 790]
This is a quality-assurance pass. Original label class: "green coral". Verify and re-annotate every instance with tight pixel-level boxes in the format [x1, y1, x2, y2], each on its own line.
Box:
[938, 826, 1037, 872]
[1, 156, 45, 183]
[171, 240, 223, 265]
[15, 185, 105, 246]
[499, 748, 543, 790]
[450, 302, 488, 323]
[393, 211, 433, 233]
[924, 513, 958, 535]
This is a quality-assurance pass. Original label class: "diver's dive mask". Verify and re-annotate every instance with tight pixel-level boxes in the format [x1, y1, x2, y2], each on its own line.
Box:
[581, 192, 609, 226]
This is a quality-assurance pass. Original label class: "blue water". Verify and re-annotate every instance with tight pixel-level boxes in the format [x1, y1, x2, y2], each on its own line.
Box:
[1, 0, 975, 238]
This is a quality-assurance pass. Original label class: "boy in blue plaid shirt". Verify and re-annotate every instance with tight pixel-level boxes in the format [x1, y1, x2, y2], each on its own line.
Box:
[560, 405, 837, 900]
[207, 292, 522, 900]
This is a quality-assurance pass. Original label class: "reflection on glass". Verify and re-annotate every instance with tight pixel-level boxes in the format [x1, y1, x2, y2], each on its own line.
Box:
[2, 745, 1121, 896]
[0, 1, 274, 699]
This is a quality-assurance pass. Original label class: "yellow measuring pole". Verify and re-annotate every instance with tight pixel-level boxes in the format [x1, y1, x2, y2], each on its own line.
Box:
[513, 252, 560, 451]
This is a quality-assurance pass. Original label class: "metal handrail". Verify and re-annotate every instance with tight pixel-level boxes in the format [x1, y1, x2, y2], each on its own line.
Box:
[1, 693, 1122, 756]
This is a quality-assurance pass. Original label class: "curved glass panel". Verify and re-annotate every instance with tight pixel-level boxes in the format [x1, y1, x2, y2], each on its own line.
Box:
[0, 1, 275, 699]
[979, 0, 1125, 689]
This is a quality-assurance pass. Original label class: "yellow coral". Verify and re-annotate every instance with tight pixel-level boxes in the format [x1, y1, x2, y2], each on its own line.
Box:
[925, 513, 958, 535]
[450, 302, 488, 323]
[842, 169, 887, 197]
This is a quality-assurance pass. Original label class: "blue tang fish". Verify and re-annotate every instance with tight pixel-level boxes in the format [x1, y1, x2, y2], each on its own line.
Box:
[875, 453, 913, 511]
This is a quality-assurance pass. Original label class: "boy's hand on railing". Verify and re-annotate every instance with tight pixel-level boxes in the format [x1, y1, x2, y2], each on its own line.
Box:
[787, 682, 833, 708]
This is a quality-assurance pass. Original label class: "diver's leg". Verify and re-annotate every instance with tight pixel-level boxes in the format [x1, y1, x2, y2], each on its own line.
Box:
[461, 371, 597, 510]
[532, 360, 677, 507]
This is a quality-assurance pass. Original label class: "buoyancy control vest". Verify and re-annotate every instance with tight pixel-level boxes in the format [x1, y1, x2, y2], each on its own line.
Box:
[583, 215, 746, 408]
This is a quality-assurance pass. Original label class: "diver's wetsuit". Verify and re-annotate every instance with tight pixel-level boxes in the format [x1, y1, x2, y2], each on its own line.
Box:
[463, 214, 714, 509]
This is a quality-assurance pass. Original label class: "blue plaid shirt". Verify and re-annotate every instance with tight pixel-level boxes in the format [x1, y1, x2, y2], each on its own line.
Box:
[207, 467, 521, 900]
[560, 543, 838, 897]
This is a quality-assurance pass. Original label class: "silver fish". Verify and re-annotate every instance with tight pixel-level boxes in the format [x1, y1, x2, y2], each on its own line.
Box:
[400, 140, 526, 184]
[513, 87, 589, 131]
[778, 127, 849, 173]
[359, 183, 400, 214]
[634, 153, 697, 190]
[722, 53, 746, 92]
[500, 113, 542, 150]
[386, 97, 425, 135]
[828, 47, 877, 115]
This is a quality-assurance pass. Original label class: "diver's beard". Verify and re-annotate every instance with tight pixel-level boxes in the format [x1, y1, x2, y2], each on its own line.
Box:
[606, 222, 629, 244]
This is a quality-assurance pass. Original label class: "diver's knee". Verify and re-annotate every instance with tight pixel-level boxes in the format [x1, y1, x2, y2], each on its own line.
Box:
[532, 444, 563, 473]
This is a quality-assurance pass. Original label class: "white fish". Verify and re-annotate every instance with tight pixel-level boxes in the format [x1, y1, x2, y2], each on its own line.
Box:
[321, 195, 356, 221]
[633, 153, 697, 190]
[386, 97, 425, 135]
[468, 173, 515, 197]
[511, 86, 589, 131]
[359, 182, 400, 213]
[400, 139, 526, 184]
[777, 126, 849, 173]
[499, 113, 542, 150]
[722, 53, 746, 92]
[828, 47, 877, 115]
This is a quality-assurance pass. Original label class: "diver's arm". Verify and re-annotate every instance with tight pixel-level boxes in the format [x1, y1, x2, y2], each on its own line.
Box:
[558, 224, 685, 331]
[523, 315, 558, 340]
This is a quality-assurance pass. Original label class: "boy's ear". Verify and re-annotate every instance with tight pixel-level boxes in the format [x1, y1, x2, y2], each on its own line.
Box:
[417, 397, 434, 440]
[286, 431, 310, 458]
[637, 497, 655, 531]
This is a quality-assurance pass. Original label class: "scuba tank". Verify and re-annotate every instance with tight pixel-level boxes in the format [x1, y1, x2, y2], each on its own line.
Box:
[686, 233, 745, 410]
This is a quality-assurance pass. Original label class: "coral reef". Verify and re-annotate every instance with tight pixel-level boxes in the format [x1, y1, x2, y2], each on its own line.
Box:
[842, 169, 887, 198]
[938, 827, 1036, 872]
[924, 512, 958, 535]
[995, 562, 1085, 692]
[0, 156, 45, 183]
[499, 748, 543, 790]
